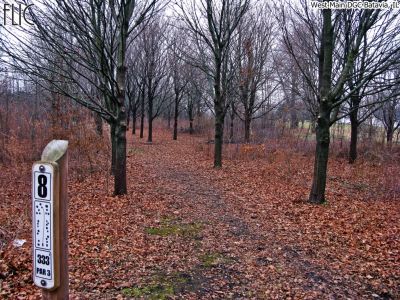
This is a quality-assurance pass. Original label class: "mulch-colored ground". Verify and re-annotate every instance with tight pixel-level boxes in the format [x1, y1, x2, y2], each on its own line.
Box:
[1, 129, 399, 299]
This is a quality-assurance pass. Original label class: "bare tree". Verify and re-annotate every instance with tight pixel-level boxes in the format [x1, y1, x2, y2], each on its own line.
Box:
[233, 3, 278, 143]
[338, 11, 400, 163]
[375, 73, 400, 145]
[280, 1, 400, 203]
[185, 67, 205, 134]
[169, 29, 189, 140]
[379, 99, 400, 145]
[135, 18, 171, 143]
[1, 0, 160, 195]
[275, 43, 304, 130]
[126, 64, 141, 135]
[177, 0, 250, 167]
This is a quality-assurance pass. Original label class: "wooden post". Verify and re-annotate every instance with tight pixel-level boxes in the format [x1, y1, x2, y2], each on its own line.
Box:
[32, 140, 69, 299]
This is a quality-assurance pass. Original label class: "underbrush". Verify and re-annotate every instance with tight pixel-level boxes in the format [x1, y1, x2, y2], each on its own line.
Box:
[195, 128, 400, 202]
[0, 115, 110, 179]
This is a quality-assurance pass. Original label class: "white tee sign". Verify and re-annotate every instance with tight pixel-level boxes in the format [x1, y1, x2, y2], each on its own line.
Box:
[32, 162, 59, 290]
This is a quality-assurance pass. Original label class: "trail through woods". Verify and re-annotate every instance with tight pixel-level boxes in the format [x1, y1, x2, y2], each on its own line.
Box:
[0, 130, 399, 299]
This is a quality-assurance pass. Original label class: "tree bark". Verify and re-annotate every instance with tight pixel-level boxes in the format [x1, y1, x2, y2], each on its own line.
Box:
[349, 106, 359, 163]
[229, 103, 234, 141]
[244, 113, 251, 143]
[189, 119, 194, 134]
[289, 72, 298, 129]
[212, 45, 226, 168]
[114, 65, 128, 195]
[114, 108, 127, 195]
[309, 9, 333, 204]
[309, 113, 330, 203]
[140, 91, 144, 139]
[110, 122, 116, 175]
[214, 111, 224, 168]
[387, 127, 394, 145]
[132, 102, 136, 135]
[188, 105, 194, 134]
[173, 96, 179, 140]
[147, 95, 153, 143]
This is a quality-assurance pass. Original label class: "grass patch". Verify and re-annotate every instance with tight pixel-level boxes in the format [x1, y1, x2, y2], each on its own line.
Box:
[145, 218, 202, 238]
[173, 273, 190, 284]
[145, 226, 178, 236]
[121, 272, 194, 299]
[128, 147, 144, 155]
[199, 252, 233, 268]
[122, 283, 173, 299]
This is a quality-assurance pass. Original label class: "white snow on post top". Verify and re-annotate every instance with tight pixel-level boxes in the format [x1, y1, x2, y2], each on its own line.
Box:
[41, 140, 69, 162]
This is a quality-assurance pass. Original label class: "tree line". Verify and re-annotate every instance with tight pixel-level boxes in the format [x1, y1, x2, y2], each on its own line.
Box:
[0, 0, 399, 203]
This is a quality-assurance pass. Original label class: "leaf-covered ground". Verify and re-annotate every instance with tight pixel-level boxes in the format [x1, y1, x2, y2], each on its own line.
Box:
[1, 130, 399, 299]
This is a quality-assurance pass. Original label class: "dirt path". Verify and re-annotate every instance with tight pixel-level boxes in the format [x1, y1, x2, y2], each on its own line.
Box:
[112, 134, 377, 299]
[2, 131, 398, 299]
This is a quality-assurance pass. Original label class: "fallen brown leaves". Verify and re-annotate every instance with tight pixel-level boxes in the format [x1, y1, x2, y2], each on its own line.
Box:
[0, 129, 399, 299]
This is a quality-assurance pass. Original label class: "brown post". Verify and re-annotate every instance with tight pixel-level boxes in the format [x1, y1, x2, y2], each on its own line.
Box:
[33, 140, 69, 299]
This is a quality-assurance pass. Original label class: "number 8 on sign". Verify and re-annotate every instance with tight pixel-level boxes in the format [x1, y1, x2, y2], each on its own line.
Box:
[34, 170, 51, 201]
[38, 175, 48, 198]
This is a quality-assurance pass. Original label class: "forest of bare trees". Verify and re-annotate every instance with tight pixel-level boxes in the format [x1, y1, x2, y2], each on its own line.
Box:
[2, 0, 397, 201]
[0, 0, 400, 298]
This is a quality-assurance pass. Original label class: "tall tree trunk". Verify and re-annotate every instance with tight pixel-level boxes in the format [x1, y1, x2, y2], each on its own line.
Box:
[132, 102, 136, 135]
[212, 43, 226, 168]
[110, 122, 116, 175]
[213, 54, 224, 168]
[173, 96, 179, 140]
[244, 115, 251, 143]
[289, 72, 298, 129]
[229, 103, 234, 141]
[148, 96, 153, 143]
[190, 120, 194, 134]
[148, 117, 153, 143]
[214, 103, 224, 168]
[140, 92, 144, 139]
[113, 63, 128, 195]
[309, 9, 333, 204]
[188, 106, 194, 134]
[114, 107, 127, 195]
[214, 114, 224, 168]
[349, 105, 359, 163]
[309, 112, 330, 203]
[387, 127, 394, 146]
